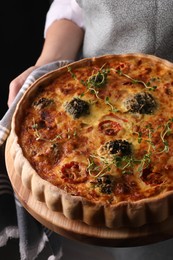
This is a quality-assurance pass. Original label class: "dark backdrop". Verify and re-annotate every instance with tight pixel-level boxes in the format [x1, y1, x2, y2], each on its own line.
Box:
[0, 0, 50, 118]
[0, 1, 50, 258]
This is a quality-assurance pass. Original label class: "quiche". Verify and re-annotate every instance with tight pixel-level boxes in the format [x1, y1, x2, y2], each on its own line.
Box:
[9, 53, 173, 228]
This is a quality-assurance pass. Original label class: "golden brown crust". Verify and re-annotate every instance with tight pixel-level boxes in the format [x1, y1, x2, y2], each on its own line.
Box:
[9, 53, 173, 228]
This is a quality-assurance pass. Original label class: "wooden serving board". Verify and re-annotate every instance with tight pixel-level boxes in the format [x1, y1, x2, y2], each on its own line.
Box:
[5, 136, 173, 247]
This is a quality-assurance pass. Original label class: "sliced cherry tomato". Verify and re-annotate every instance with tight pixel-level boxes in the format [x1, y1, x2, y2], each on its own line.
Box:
[98, 120, 122, 135]
[61, 161, 87, 183]
[142, 170, 163, 185]
[115, 62, 126, 71]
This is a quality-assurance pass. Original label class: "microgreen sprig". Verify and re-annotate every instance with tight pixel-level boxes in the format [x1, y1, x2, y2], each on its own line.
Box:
[87, 154, 113, 178]
[31, 120, 62, 143]
[115, 69, 158, 91]
[67, 66, 77, 80]
[156, 118, 173, 154]
[68, 65, 110, 99]
[87, 65, 109, 88]
[105, 96, 119, 113]
[83, 66, 109, 98]
[34, 130, 62, 143]
[113, 155, 134, 174]
[137, 152, 152, 176]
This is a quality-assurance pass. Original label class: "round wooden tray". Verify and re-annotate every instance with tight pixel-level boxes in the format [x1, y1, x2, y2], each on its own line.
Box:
[5, 136, 173, 247]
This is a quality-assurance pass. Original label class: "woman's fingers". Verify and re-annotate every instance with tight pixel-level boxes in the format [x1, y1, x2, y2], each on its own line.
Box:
[8, 66, 38, 107]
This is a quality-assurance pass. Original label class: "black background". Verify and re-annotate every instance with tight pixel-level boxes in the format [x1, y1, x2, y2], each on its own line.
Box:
[0, 0, 50, 118]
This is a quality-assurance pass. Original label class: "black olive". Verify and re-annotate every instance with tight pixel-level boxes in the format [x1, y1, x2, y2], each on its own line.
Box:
[101, 186, 112, 194]
[65, 98, 90, 118]
[106, 140, 132, 156]
[33, 97, 54, 109]
[97, 175, 114, 194]
[37, 120, 46, 129]
[125, 92, 157, 114]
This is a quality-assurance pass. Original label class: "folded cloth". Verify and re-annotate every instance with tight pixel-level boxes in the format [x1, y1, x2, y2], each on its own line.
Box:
[0, 60, 72, 260]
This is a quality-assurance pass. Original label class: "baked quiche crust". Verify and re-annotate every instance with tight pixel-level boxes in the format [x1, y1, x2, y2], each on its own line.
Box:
[9, 53, 173, 228]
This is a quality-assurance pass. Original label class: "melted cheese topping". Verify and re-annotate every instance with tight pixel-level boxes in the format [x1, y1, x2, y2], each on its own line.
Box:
[18, 55, 173, 205]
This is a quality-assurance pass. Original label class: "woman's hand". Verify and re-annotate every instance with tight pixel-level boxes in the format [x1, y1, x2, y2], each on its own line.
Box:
[8, 66, 39, 107]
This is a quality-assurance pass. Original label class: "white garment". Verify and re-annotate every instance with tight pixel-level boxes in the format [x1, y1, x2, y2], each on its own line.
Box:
[44, 0, 83, 36]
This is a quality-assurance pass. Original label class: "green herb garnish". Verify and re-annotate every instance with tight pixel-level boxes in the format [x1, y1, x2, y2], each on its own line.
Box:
[156, 118, 173, 154]
[87, 66, 109, 88]
[87, 118, 173, 178]
[67, 66, 77, 80]
[105, 96, 119, 113]
[115, 69, 158, 91]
